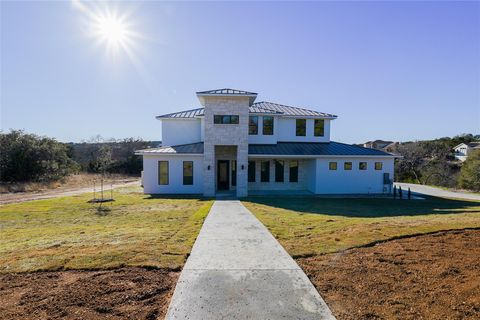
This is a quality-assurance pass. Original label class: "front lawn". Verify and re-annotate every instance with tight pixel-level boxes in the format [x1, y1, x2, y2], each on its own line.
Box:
[0, 187, 213, 272]
[242, 196, 480, 257]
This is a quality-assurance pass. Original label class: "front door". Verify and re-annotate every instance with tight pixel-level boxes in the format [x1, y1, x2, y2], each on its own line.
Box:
[217, 160, 229, 190]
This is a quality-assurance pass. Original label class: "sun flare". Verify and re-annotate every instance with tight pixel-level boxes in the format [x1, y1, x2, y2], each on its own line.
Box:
[95, 15, 128, 46]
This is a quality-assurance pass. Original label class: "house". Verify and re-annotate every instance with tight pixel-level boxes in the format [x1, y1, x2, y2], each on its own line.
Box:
[453, 142, 480, 162]
[363, 140, 394, 150]
[135, 89, 397, 197]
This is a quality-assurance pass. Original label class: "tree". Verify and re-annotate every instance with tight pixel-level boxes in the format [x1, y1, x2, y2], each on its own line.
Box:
[458, 150, 480, 191]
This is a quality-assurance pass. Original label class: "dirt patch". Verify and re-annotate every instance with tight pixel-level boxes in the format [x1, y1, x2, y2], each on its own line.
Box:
[298, 229, 480, 320]
[0, 267, 179, 320]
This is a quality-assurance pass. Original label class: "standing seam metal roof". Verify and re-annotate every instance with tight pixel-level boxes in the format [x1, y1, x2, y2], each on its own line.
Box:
[196, 88, 258, 95]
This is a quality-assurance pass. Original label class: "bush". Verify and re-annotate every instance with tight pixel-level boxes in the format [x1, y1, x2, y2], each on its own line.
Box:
[458, 150, 480, 191]
[0, 130, 78, 182]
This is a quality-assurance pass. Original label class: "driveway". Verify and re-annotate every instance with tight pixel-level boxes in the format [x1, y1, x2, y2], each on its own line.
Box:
[166, 200, 335, 319]
[396, 183, 480, 201]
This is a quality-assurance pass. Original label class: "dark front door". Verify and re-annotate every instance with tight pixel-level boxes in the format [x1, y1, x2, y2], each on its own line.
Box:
[217, 160, 229, 191]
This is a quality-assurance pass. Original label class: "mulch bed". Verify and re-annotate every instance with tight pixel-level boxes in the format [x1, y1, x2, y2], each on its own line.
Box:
[0, 267, 179, 320]
[297, 229, 480, 320]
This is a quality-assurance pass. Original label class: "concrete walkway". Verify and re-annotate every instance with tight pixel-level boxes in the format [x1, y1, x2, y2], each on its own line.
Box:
[166, 200, 335, 320]
[396, 183, 480, 201]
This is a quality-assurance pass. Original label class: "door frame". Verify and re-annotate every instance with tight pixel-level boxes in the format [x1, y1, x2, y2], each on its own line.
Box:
[217, 160, 230, 191]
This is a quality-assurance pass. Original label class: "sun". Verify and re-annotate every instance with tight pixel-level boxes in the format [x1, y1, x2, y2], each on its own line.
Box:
[96, 15, 128, 47]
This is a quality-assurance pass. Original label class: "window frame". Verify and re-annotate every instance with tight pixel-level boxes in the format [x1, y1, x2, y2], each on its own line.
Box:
[289, 160, 299, 182]
[359, 162, 367, 170]
[296, 119, 306, 136]
[375, 162, 383, 170]
[263, 116, 274, 135]
[344, 162, 352, 170]
[275, 160, 284, 182]
[261, 160, 270, 182]
[248, 161, 256, 182]
[329, 162, 337, 170]
[182, 161, 193, 185]
[214, 115, 239, 124]
[314, 119, 325, 137]
[249, 116, 258, 135]
[158, 161, 169, 185]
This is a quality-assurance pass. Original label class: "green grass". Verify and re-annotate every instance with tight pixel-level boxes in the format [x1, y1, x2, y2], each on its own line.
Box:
[0, 187, 213, 273]
[242, 196, 480, 258]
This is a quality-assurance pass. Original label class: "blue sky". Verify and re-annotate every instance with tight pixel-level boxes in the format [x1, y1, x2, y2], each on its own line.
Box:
[1, 1, 479, 143]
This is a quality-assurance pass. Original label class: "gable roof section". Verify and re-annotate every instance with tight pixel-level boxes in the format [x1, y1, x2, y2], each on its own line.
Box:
[136, 141, 395, 157]
[156, 101, 337, 119]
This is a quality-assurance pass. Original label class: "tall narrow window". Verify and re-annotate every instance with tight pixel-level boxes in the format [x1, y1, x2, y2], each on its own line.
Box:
[249, 116, 258, 135]
[261, 161, 270, 182]
[296, 119, 306, 136]
[248, 161, 256, 182]
[289, 160, 298, 182]
[314, 119, 325, 136]
[231, 160, 237, 186]
[183, 161, 193, 185]
[375, 162, 383, 170]
[263, 116, 274, 135]
[275, 160, 284, 182]
[359, 162, 367, 170]
[158, 161, 169, 185]
[329, 162, 337, 170]
[344, 162, 352, 170]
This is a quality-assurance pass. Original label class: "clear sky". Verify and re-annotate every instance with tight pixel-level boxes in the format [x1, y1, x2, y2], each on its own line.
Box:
[1, 1, 479, 144]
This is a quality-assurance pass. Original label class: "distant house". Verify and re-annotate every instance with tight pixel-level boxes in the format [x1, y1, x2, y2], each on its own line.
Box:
[363, 140, 394, 150]
[453, 142, 480, 162]
[135, 88, 397, 196]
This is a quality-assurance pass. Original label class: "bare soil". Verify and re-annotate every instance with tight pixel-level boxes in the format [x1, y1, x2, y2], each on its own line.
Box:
[0, 268, 179, 320]
[297, 229, 480, 320]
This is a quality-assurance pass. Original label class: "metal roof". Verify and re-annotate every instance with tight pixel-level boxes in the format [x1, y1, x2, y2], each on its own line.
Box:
[248, 142, 395, 156]
[136, 141, 395, 157]
[157, 101, 336, 119]
[196, 88, 258, 96]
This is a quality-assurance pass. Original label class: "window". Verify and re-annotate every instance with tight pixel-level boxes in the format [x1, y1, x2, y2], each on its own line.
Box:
[289, 160, 298, 182]
[375, 162, 383, 170]
[296, 119, 306, 136]
[263, 116, 274, 135]
[359, 162, 367, 170]
[314, 119, 325, 137]
[261, 161, 270, 182]
[158, 161, 169, 185]
[344, 162, 352, 170]
[248, 161, 256, 182]
[183, 161, 193, 185]
[231, 160, 237, 186]
[275, 160, 284, 182]
[249, 116, 258, 135]
[214, 115, 239, 124]
[329, 162, 337, 170]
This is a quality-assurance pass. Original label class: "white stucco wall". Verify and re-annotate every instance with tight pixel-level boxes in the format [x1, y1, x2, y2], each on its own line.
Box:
[161, 119, 202, 147]
[277, 118, 331, 143]
[313, 157, 394, 194]
[142, 154, 203, 194]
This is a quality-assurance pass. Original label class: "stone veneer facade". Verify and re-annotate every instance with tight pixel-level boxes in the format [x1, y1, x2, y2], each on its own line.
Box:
[203, 96, 249, 197]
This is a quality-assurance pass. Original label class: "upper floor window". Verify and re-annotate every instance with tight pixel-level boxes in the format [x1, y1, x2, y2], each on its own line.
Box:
[344, 162, 352, 170]
[158, 161, 169, 185]
[314, 119, 325, 137]
[296, 119, 306, 136]
[214, 115, 239, 124]
[359, 162, 367, 170]
[249, 116, 258, 135]
[183, 161, 193, 185]
[263, 116, 274, 135]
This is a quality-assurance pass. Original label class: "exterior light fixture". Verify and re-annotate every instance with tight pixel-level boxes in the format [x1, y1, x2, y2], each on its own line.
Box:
[208, 165, 211, 170]
[241, 165, 245, 170]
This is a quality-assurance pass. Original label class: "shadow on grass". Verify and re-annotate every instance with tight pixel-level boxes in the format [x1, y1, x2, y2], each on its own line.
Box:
[143, 194, 212, 201]
[244, 196, 480, 218]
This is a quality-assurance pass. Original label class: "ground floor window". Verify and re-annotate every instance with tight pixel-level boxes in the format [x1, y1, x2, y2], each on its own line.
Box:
[289, 160, 298, 182]
[261, 161, 270, 182]
[375, 162, 383, 170]
[275, 160, 284, 182]
[359, 162, 367, 170]
[231, 160, 237, 186]
[183, 161, 193, 185]
[158, 161, 169, 185]
[248, 161, 256, 182]
[344, 162, 352, 170]
[329, 162, 337, 170]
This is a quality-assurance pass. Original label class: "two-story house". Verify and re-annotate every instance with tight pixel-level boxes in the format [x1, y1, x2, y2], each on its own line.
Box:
[453, 142, 480, 162]
[136, 89, 396, 197]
